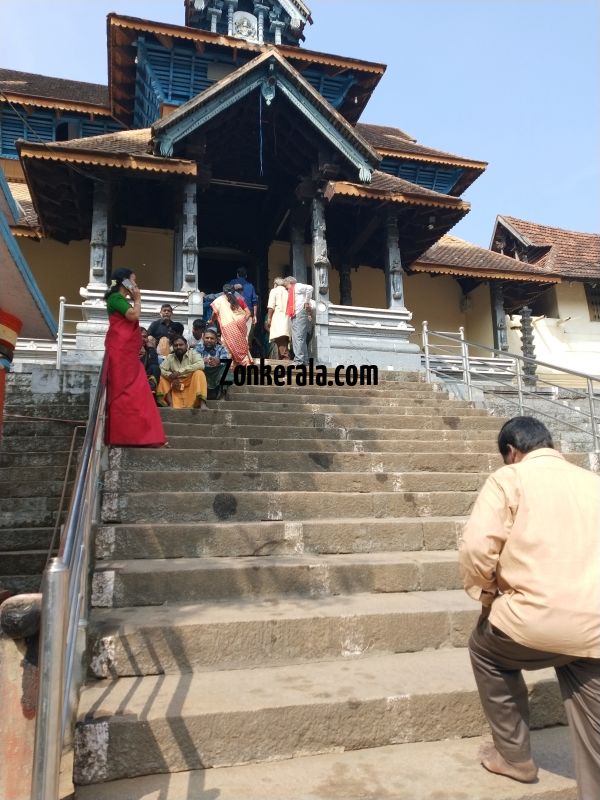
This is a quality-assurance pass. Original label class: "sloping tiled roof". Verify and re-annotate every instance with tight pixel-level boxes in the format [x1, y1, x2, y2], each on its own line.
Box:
[7, 181, 39, 230]
[415, 235, 559, 282]
[498, 215, 600, 279]
[356, 123, 487, 169]
[40, 128, 152, 156]
[0, 68, 109, 108]
[327, 171, 468, 209]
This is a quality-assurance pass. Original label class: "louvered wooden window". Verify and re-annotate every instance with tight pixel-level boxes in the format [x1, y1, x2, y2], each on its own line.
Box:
[585, 284, 600, 321]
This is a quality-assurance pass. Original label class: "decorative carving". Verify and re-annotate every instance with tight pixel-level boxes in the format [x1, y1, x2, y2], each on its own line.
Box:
[311, 196, 330, 298]
[232, 11, 258, 41]
[226, 0, 238, 35]
[490, 281, 508, 351]
[254, 3, 269, 43]
[89, 184, 111, 286]
[180, 182, 199, 291]
[520, 306, 537, 386]
[384, 213, 404, 309]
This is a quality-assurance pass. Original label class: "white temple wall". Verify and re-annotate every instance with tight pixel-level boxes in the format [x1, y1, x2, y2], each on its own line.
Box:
[506, 282, 600, 377]
[404, 273, 464, 335]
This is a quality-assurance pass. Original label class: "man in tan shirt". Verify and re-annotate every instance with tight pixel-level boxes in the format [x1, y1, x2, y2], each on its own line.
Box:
[460, 416, 600, 797]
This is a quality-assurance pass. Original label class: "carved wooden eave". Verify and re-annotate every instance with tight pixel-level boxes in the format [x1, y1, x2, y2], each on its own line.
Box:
[17, 141, 197, 176]
[0, 93, 114, 118]
[375, 148, 487, 172]
[107, 13, 385, 127]
[151, 48, 380, 184]
[9, 225, 41, 239]
[409, 262, 560, 283]
[324, 179, 470, 212]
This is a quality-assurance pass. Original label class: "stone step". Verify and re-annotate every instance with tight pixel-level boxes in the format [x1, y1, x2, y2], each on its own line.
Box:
[0, 527, 55, 552]
[88, 589, 478, 677]
[102, 489, 478, 524]
[74, 648, 564, 785]
[1, 419, 86, 437]
[0, 436, 78, 452]
[0, 574, 41, 593]
[0, 549, 49, 575]
[0, 466, 73, 483]
[161, 426, 499, 443]
[0, 451, 72, 468]
[217, 398, 479, 413]
[73, 727, 576, 800]
[0, 497, 61, 528]
[111, 447, 503, 474]
[104, 468, 486, 495]
[2, 404, 89, 419]
[95, 517, 464, 560]
[91, 551, 461, 606]
[158, 408, 500, 430]
[0, 478, 73, 498]
[230, 385, 447, 400]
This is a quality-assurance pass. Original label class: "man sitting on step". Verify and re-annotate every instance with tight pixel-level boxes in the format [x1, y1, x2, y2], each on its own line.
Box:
[156, 336, 208, 410]
[194, 326, 231, 398]
[460, 416, 600, 797]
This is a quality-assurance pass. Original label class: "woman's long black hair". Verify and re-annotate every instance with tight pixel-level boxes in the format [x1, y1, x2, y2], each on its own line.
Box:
[104, 268, 134, 301]
[222, 284, 240, 311]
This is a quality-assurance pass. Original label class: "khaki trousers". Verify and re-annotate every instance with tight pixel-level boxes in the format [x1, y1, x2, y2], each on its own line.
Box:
[469, 617, 600, 799]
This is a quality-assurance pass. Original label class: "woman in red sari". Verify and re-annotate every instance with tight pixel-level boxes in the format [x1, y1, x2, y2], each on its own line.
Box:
[209, 284, 253, 367]
[104, 269, 166, 447]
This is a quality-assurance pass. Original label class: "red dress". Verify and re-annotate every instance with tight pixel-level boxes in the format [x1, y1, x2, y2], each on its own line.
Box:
[104, 308, 166, 447]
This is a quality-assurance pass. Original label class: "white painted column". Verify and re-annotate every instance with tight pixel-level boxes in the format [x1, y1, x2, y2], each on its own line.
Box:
[254, 3, 269, 43]
[180, 181, 199, 292]
[226, 0, 238, 35]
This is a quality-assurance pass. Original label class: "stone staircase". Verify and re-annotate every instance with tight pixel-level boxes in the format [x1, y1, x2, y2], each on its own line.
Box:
[74, 373, 578, 799]
[0, 369, 90, 594]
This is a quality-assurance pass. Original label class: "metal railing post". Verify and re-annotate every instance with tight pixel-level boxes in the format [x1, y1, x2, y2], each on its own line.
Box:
[459, 326, 472, 401]
[422, 320, 431, 382]
[515, 357, 525, 414]
[56, 296, 66, 370]
[587, 377, 599, 452]
[31, 559, 69, 800]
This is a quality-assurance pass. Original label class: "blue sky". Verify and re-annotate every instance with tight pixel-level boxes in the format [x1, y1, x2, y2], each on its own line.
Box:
[1, 0, 598, 246]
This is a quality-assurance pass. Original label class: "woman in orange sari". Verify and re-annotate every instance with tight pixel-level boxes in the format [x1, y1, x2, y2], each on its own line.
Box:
[104, 268, 166, 447]
[210, 284, 253, 367]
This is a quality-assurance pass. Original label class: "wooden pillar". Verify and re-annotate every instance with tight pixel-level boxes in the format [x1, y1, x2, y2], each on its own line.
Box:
[208, 6, 222, 32]
[179, 181, 199, 292]
[88, 183, 111, 287]
[254, 3, 269, 43]
[384, 212, 404, 309]
[289, 206, 307, 283]
[490, 281, 508, 351]
[339, 264, 353, 306]
[311, 195, 330, 299]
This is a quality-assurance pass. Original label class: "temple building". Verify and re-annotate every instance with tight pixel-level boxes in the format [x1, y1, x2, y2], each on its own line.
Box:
[1, 1, 599, 369]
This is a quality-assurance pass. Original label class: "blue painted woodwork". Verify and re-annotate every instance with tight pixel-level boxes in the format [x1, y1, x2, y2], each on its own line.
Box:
[0, 107, 122, 158]
[0, 166, 20, 223]
[132, 38, 361, 127]
[301, 68, 356, 110]
[153, 57, 374, 183]
[379, 156, 462, 194]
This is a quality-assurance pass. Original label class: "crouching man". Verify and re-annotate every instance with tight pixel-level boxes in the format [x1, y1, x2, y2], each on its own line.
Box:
[460, 416, 600, 797]
[156, 336, 208, 410]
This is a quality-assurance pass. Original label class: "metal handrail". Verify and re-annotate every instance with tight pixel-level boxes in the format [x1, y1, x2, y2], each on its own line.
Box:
[31, 355, 108, 799]
[421, 322, 600, 452]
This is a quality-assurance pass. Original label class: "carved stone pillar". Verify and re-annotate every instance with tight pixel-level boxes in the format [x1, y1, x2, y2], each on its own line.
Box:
[339, 264, 353, 306]
[520, 306, 537, 387]
[208, 6, 222, 32]
[271, 19, 285, 44]
[254, 3, 269, 43]
[311, 196, 330, 299]
[384, 212, 404, 309]
[226, 0, 238, 35]
[175, 181, 199, 292]
[490, 281, 508, 351]
[88, 183, 111, 287]
[289, 206, 307, 284]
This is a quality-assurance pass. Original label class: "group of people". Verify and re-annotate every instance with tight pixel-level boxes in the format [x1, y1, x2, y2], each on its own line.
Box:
[103, 267, 315, 447]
